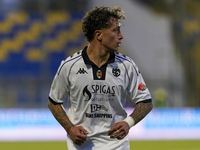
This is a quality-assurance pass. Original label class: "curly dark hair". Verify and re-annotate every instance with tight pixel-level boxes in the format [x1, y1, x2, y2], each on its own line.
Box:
[82, 6, 126, 42]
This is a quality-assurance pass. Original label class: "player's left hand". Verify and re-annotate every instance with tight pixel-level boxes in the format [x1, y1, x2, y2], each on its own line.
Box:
[107, 121, 129, 140]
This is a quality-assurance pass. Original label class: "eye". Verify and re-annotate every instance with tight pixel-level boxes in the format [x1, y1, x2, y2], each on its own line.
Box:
[114, 28, 120, 35]
[114, 28, 119, 31]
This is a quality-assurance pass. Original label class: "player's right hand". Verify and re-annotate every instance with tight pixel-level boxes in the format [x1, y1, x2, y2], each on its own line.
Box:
[68, 126, 89, 146]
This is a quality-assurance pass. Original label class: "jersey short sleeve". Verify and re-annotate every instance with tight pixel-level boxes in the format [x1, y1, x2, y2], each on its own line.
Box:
[126, 59, 152, 104]
[49, 60, 70, 104]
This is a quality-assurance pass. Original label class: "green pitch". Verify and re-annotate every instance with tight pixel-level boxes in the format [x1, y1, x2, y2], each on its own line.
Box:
[1, 140, 200, 150]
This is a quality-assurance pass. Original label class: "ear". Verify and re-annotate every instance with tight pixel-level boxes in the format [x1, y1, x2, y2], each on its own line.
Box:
[94, 30, 102, 41]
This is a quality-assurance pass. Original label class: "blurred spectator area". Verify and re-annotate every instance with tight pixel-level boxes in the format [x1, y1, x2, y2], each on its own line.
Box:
[0, 0, 88, 13]
[136, 0, 200, 106]
[0, 1, 87, 108]
[0, 11, 86, 77]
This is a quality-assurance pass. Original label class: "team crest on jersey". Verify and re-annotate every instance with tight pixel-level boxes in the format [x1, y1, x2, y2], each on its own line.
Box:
[112, 67, 120, 77]
[96, 70, 102, 78]
[138, 82, 147, 91]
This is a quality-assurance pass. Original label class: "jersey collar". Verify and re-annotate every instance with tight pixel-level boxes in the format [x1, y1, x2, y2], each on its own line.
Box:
[82, 46, 115, 66]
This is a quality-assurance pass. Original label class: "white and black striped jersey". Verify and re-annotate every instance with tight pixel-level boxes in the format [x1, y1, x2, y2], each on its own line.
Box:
[49, 46, 152, 150]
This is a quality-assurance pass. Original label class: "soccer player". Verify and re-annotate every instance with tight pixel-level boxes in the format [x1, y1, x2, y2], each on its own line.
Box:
[48, 6, 153, 150]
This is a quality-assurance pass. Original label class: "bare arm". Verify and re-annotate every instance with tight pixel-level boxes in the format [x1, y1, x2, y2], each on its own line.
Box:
[48, 100, 74, 133]
[48, 100, 88, 146]
[130, 101, 153, 125]
[107, 101, 153, 139]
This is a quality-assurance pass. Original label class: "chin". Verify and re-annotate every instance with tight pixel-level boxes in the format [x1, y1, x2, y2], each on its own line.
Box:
[106, 46, 119, 52]
[111, 47, 119, 52]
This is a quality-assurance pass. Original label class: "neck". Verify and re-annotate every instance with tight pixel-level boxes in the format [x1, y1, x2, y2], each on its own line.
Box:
[86, 43, 110, 68]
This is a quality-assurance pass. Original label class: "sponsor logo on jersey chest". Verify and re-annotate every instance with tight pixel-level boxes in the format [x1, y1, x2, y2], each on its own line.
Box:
[83, 84, 115, 119]
[85, 104, 112, 118]
[83, 84, 116, 101]
[90, 104, 108, 113]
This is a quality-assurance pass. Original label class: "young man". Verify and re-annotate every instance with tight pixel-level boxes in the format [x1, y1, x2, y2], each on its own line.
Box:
[48, 6, 153, 150]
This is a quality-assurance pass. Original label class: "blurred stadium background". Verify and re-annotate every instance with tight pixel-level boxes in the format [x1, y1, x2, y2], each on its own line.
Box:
[0, 0, 200, 149]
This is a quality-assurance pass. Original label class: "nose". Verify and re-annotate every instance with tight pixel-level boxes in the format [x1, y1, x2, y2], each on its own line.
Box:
[118, 31, 123, 40]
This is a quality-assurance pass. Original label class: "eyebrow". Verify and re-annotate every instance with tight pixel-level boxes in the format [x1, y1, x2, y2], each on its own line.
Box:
[114, 24, 121, 29]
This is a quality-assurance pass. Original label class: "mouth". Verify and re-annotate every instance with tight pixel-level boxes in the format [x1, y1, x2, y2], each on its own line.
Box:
[117, 42, 121, 47]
